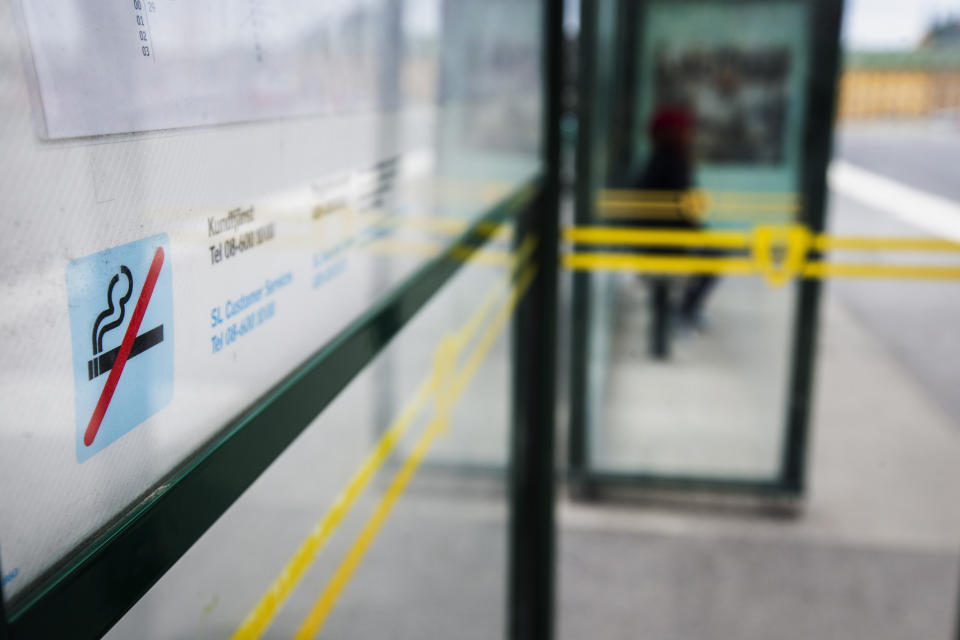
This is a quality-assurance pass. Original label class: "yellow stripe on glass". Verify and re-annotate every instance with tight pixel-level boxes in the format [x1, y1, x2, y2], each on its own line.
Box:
[232, 235, 536, 640]
[293, 263, 537, 640]
[564, 224, 960, 284]
[596, 188, 800, 223]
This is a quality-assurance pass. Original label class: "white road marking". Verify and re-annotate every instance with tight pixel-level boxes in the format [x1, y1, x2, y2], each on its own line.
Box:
[828, 160, 960, 243]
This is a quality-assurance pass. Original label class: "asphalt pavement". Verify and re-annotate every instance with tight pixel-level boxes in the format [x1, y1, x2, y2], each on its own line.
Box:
[829, 118, 960, 422]
[835, 118, 960, 203]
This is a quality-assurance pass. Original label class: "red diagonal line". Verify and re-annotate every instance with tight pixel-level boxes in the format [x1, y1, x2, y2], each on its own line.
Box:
[84, 246, 165, 447]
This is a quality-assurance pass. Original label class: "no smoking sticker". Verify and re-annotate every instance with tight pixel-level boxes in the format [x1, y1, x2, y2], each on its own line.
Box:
[66, 234, 174, 462]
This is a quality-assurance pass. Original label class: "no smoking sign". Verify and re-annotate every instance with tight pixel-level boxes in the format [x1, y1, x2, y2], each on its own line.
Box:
[66, 234, 174, 462]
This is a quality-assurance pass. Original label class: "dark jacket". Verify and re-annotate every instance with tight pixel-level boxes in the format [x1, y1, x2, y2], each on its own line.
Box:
[629, 146, 701, 233]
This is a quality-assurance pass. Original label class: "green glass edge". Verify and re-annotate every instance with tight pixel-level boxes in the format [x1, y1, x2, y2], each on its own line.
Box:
[576, 470, 797, 495]
[5, 176, 540, 639]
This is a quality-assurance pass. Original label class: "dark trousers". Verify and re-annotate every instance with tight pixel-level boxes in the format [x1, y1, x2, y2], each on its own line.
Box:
[646, 247, 720, 358]
[647, 274, 717, 359]
[680, 274, 718, 319]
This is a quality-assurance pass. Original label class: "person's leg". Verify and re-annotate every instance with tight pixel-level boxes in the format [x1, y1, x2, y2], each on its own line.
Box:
[649, 277, 670, 358]
[679, 273, 718, 321]
[679, 245, 721, 322]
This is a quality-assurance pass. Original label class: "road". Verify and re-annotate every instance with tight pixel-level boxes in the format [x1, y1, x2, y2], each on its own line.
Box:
[828, 118, 960, 422]
[836, 119, 960, 202]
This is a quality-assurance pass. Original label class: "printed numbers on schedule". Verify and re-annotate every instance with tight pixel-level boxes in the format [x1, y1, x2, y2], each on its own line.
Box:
[133, 0, 155, 58]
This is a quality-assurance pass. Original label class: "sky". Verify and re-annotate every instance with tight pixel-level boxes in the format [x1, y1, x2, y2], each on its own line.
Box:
[843, 0, 960, 49]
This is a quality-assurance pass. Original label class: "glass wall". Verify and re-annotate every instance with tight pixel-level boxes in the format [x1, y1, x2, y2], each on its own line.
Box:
[571, 0, 816, 484]
[0, 1, 543, 636]
[105, 238, 525, 638]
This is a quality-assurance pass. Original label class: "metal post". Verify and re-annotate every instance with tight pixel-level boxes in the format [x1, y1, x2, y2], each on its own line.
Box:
[567, 0, 598, 498]
[781, 0, 844, 494]
[508, 0, 561, 637]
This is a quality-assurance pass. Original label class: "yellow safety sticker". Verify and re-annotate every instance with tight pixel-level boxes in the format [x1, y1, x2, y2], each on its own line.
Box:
[564, 224, 960, 285]
[597, 188, 800, 223]
[292, 262, 537, 640]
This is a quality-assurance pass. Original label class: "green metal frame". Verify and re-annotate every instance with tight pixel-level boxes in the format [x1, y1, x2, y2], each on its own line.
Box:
[568, 0, 844, 498]
[508, 0, 561, 638]
[2, 182, 540, 639]
[567, 0, 603, 498]
[781, 0, 845, 494]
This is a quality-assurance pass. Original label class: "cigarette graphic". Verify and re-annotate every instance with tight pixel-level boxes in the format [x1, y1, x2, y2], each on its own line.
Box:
[87, 263, 164, 379]
[84, 246, 165, 447]
[87, 325, 164, 379]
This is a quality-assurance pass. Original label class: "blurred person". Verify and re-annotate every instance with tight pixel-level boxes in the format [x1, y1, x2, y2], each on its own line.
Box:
[631, 105, 717, 340]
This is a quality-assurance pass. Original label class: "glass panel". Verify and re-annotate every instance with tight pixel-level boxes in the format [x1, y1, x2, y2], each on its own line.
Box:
[579, 0, 811, 481]
[0, 0, 541, 602]
[561, 3, 960, 640]
[104, 234, 524, 638]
